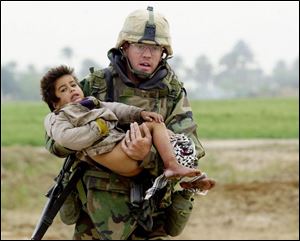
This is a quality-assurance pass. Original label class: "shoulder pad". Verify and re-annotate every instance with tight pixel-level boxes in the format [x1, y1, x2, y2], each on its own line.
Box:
[91, 68, 105, 78]
[164, 66, 183, 99]
[83, 68, 108, 100]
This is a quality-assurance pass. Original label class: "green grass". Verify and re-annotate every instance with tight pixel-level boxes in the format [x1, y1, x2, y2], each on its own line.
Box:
[191, 97, 299, 139]
[1, 101, 49, 146]
[1, 97, 299, 146]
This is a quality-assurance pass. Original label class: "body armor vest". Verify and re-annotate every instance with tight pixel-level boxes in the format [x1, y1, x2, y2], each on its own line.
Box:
[84, 66, 184, 125]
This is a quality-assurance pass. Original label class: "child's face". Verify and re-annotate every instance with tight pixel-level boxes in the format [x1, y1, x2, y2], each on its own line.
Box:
[53, 74, 84, 110]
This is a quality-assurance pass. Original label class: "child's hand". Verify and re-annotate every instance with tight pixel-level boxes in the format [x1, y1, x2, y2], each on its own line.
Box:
[141, 111, 164, 123]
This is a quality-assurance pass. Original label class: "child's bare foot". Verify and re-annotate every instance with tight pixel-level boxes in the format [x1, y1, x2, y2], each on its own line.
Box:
[164, 163, 201, 178]
[180, 177, 216, 190]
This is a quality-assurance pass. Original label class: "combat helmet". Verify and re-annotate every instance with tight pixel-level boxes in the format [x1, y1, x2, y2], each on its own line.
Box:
[116, 6, 173, 56]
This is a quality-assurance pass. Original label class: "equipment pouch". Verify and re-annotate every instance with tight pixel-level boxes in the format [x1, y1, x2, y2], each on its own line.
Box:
[59, 190, 81, 225]
[130, 182, 144, 207]
[59, 172, 81, 225]
[164, 191, 194, 236]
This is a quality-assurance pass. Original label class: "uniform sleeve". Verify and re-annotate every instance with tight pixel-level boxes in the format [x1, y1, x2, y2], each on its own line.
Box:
[100, 101, 144, 124]
[165, 89, 205, 160]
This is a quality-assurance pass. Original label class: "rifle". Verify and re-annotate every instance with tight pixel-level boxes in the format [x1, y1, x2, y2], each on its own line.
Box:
[31, 154, 88, 240]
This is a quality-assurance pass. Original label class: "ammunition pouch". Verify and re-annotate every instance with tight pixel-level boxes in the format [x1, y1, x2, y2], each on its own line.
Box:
[128, 181, 154, 232]
[164, 190, 194, 236]
[59, 170, 81, 225]
[59, 189, 80, 225]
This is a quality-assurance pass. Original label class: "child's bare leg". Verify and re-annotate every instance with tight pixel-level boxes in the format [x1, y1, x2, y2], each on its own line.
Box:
[141, 122, 200, 178]
[91, 141, 142, 177]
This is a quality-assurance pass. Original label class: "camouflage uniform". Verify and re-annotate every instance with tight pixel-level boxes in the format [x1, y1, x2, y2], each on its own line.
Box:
[46, 6, 205, 240]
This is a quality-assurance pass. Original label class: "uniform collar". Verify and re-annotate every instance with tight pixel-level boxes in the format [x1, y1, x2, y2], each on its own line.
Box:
[107, 48, 168, 90]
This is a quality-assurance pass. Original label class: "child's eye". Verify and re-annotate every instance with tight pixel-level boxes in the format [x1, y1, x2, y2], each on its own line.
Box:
[60, 88, 67, 93]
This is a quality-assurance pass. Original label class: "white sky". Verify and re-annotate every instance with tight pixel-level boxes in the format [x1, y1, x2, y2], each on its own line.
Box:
[1, 1, 299, 75]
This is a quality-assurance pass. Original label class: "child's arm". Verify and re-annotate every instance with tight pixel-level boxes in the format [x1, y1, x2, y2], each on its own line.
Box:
[101, 101, 165, 124]
[44, 112, 108, 151]
[100, 101, 144, 124]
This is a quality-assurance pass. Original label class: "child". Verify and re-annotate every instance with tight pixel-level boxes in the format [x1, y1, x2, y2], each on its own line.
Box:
[40, 65, 202, 179]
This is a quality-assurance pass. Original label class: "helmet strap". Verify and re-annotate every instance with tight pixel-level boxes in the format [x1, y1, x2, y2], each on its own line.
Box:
[138, 6, 157, 44]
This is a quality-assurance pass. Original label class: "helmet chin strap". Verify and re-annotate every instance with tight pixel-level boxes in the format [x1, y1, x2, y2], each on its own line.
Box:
[127, 59, 153, 79]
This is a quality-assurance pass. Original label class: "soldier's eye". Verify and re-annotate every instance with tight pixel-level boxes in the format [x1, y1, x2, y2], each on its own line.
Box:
[152, 46, 160, 51]
[137, 44, 144, 50]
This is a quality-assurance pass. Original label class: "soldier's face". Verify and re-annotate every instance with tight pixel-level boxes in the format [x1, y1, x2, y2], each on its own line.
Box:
[125, 43, 162, 74]
[53, 74, 84, 110]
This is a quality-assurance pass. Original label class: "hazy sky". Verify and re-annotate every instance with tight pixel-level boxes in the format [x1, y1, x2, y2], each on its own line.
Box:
[1, 1, 299, 74]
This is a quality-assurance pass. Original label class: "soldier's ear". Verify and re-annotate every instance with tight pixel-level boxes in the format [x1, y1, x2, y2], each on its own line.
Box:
[121, 44, 129, 58]
[121, 42, 130, 53]
[122, 42, 130, 49]
[161, 49, 168, 60]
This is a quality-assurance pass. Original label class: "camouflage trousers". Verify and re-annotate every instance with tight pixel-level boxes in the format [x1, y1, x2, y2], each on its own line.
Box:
[71, 189, 194, 240]
[71, 169, 137, 240]
[73, 191, 136, 240]
[67, 168, 194, 240]
[73, 209, 170, 240]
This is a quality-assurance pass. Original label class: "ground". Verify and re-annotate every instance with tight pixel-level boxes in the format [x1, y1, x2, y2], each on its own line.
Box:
[1, 139, 299, 240]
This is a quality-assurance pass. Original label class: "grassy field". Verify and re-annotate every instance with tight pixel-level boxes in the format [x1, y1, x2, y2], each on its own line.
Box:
[1, 97, 299, 146]
[191, 97, 299, 139]
[1, 101, 49, 146]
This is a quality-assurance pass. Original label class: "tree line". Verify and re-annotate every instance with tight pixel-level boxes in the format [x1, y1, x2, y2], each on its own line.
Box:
[1, 40, 299, 101]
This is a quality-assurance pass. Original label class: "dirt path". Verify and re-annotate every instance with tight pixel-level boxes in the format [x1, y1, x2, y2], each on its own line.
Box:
[174, 139, 299, 240]
[1, 139, 299, 240]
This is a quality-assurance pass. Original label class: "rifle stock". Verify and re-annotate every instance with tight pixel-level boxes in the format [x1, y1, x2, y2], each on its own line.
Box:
[31, 154, 88, 240]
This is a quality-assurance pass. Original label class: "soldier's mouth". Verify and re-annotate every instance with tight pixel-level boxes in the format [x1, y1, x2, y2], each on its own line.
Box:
[139, 62, 152, 72]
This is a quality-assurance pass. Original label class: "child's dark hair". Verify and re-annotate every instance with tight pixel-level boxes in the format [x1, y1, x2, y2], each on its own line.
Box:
[40, 65, 79, 111]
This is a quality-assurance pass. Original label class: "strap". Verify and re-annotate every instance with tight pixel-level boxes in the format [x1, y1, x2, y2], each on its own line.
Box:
[121, 87, 169, 99]
[76, 178, 87, 207]
[88, 68, 105, 100]
[104, 68, 114, 102]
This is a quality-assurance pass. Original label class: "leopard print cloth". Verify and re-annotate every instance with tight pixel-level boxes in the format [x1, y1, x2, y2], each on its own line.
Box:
[144, 134, 200, 200]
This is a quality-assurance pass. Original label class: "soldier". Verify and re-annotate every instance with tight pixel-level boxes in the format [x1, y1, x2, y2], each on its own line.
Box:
[45, 6, 212, 240]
